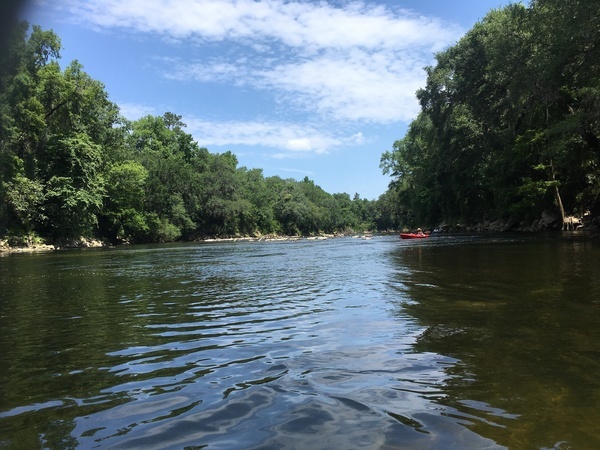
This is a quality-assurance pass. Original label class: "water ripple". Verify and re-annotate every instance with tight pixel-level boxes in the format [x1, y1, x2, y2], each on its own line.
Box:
[0, 237, 523, 449]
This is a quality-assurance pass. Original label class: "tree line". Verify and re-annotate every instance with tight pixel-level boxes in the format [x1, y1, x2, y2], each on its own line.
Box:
[0, 22, 402, 246]
[381, 0, 600, 230]
[6, 0, 593, 244]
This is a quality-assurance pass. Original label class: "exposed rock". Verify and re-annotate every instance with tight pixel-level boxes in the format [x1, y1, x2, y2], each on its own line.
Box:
[0, 236, 109, 252]
[0, 239, 55, 253]
[538, 211, 558, 230]
[54, 238, 105, 249]
[483, 219, 514, 232]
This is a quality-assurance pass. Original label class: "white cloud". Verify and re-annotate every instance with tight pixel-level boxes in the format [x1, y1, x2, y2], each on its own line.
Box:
[159, 48, 425, 123]
[286, 138, 312, 151]
[258, 50, 424, 122]
[349, 132, 364, 144]
[185, 117, 346, 156]
[59, 0, 463, 154]
[162, 59, 247, 83]
[275, 167, 314, 176]
[117, 102, 157, 120]
[64, 0, 459, 50]
[271, 153, 310, 160]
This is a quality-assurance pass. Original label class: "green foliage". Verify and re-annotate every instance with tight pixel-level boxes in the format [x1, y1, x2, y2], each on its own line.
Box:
[44, 175, 102, 239]
[102, 160, 149, 242]
[0, 23, 384, 245]
[3, 173, 45, 232]
[146, 214, 181, 243]
[382, 1, 600, 227]
[4, 231, 45, 248]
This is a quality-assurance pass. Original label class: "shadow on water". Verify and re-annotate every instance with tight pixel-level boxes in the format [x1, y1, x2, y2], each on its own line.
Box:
[388, 233, 600, 449]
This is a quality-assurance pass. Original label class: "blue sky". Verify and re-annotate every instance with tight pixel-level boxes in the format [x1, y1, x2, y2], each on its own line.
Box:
[22, 0, 513, 200]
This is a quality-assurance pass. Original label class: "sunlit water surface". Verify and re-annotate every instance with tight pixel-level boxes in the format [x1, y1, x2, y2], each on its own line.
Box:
[1, 234, 600, 449]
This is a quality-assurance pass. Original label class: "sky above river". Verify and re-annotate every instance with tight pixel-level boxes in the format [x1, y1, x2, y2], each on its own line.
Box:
[21, 0, 514, 199]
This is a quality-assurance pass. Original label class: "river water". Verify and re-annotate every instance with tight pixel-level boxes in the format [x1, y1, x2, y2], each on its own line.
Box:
[1, 233, 599, 449]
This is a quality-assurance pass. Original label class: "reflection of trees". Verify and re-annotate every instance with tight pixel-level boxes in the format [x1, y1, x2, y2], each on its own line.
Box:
[1, 247, 197, 447]
[1, 250, 134, 448]
[390, 237, 600, 449]
[0, 244, 251, 448]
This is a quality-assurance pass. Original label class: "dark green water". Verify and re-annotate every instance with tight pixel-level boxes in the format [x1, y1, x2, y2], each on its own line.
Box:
[1, 234, 599, 449]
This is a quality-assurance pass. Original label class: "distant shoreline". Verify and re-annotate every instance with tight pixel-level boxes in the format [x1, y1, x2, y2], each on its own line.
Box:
[0, 233, 378, 253]
[2, 225, 597, 254]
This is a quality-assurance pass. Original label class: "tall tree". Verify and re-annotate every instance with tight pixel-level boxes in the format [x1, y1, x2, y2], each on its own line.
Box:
[383, 1, 600, 228]
[42, 133, 105, 239]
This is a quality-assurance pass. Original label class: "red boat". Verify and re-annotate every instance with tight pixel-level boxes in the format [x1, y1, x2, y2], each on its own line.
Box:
[399, 233, 429, 239]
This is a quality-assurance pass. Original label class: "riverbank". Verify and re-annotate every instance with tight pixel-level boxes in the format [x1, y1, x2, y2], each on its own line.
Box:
[199, 232, 374, 243]
[2, 215, 598, 254]
[0, 232, 375, 253]
[433, 211, 600, 234]
[0, 237, 105, 254]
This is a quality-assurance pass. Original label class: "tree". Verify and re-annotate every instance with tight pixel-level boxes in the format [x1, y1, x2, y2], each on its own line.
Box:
[101, 160, 148, 242]
[237, 167, 278, 235]
[382, 1, 600, 228]
[0, 23, 125, 241]
[42, 133, 105, 239]
[0, 23, 385, 244]
[197, 151, 247, 236]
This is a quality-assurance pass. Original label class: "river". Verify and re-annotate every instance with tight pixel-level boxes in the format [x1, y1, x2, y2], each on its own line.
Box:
[1, 233, 599, 449]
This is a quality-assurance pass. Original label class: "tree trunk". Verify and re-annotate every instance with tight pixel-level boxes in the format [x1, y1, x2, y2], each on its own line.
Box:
[549, 158, 566, 229]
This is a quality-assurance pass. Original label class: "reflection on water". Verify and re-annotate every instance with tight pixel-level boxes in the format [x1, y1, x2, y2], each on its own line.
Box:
[394, 234, 600, 449]
[0, 234, 599, 449]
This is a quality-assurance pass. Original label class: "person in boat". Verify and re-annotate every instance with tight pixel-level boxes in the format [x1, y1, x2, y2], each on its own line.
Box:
[416, 228, 425, 236]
